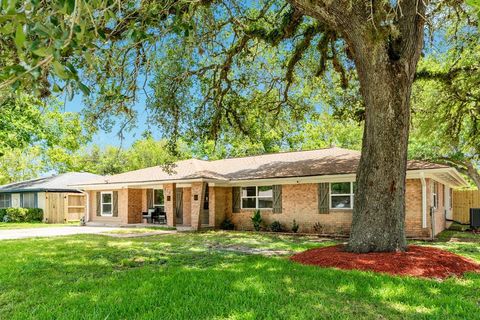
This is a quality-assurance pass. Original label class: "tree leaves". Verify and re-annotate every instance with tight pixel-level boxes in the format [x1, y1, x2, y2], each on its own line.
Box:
[14, 24, 25, 49]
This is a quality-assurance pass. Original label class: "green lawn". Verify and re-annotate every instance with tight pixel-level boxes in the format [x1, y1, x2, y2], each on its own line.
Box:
[0, 232, 479, 319]
[0, 222, 77, 230]
[104, 226, 177, 234]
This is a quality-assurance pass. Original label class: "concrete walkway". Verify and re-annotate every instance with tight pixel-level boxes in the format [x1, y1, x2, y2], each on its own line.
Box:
[0, 226, 124, 240]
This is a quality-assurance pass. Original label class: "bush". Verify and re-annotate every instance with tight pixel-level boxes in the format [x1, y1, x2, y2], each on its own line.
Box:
[6, 208, 27, 222]
[292, 219, 299, 233]
[270, 221, 284, 232]
[251, 210, 262, 231]
[0, 209, 7, 221]
[25, 208, 43, 222]
[1, 208, 44, 222]
[220, 218, 235, 230]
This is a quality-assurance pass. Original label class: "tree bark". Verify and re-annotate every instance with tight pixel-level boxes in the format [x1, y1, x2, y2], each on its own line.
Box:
[347, 7, 426, 252]
[346, 53, 412, 252]
[289, 0, 426, 252]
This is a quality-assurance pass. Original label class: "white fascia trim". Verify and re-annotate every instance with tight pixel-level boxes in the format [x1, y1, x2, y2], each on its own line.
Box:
[420, 172, 427, 228]
[73, 168, 468, 190]
[408, 168, 469, 188]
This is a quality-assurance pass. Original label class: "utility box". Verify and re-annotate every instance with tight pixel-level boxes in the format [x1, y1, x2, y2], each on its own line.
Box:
[470, 208, 480, 228]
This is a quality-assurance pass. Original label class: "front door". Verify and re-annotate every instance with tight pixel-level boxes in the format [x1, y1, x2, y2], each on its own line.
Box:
[176, 189, 183, 224]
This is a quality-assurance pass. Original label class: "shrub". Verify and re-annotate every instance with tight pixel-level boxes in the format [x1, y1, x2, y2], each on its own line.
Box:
[220, 218, 235, 230]
[0, 209, 7, 221]
[6, 208, 27, 222]
[25, 208, 43, 222]
[292, 219, 299, 233]
[251, 210, 262, 231]
[270, 221, 284, 232]
[1, 208, 44, 222]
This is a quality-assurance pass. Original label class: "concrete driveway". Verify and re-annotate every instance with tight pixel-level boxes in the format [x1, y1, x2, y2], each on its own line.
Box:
[0, 226, 123, 240]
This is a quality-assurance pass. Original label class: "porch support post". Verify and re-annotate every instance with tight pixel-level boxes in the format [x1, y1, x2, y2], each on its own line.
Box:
[164, 183, 176, 227]
[190, 182, 206, 231]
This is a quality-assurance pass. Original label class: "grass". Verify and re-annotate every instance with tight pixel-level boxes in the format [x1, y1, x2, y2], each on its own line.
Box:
[0, 231, 479, 319]
[0, 222, 77, 230]
[437, 229, 480, 240]
[104, 226, 177, 234]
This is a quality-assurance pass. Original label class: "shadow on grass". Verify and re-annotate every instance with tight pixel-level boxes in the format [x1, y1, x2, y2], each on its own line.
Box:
[0, 233, 479, 320]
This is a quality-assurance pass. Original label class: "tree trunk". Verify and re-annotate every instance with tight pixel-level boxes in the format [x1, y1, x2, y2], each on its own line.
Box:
[346, 53, 411, 252]
[345, 17, 425, 253]
[465, 160, 480, 190]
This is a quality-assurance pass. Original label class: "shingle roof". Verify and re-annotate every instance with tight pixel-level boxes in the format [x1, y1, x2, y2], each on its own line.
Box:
[0, 172, 102, 193]
[77, 147, 449, 186]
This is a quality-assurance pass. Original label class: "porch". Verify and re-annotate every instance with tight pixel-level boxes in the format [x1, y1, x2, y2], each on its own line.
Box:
[87, 182, 226, 231]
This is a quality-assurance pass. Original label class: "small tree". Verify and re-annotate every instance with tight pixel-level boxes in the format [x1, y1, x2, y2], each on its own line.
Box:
[251, 210, 262, 231]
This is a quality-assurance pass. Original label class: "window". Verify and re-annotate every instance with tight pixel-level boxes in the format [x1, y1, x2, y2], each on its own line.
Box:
[101, 192, 113, 216]
[22, 193, 35, 208]
[330, 182, 355, 209]
[0, 194, 11, 208]
[432, 182, 438, 209]
[154, 189, 164, 211]
[241, 186, 273, 209]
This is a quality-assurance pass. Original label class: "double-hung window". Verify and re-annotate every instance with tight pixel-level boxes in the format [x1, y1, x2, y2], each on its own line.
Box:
[241, 186, 273, 209]
[330, 182, 355, 209]
[153, 189, 165, 211]
[0, 194, 11, 208]
[101, 192, 113, 216]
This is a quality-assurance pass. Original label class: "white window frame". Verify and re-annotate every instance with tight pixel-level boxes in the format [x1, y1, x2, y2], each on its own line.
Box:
[432, 181, 438, 209]
[330, 182, 355, 210]
[240, 186, 273, 210]
[153, 189, 165, 211]
[101, 191, 113, 217]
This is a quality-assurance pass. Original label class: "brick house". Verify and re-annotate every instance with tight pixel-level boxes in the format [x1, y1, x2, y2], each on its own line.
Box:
[73, 147, 468, 238]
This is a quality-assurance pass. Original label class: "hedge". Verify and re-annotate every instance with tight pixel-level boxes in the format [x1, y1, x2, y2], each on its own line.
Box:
[0, 208, 44, 223]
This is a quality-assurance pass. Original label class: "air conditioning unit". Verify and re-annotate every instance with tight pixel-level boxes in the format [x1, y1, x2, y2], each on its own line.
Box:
[470, 208, 480, 228]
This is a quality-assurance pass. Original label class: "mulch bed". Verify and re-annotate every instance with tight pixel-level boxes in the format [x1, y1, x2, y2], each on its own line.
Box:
[291, 245, 480, 279]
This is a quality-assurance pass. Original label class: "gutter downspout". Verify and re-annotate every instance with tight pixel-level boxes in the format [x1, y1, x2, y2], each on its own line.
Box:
[420, 172, 427, 229]
[77, 190, 89, 225]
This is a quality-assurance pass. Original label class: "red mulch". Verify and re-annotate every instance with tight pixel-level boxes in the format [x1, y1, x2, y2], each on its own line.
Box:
[291, 245, 480, 279]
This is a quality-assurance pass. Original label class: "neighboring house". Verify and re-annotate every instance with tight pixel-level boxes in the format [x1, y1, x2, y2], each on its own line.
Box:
[73, 148, 468, 238]
[0, 172, 102, 223]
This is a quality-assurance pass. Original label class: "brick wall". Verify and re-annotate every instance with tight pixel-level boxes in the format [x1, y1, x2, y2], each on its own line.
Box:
[210, 187, 231, 227]
[190, 182, 205, 230]
[217, 179, 438, 238]
[225, 184, 352, 234]
[87, 189, 127, 224]
[182, 187, 192, 226]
